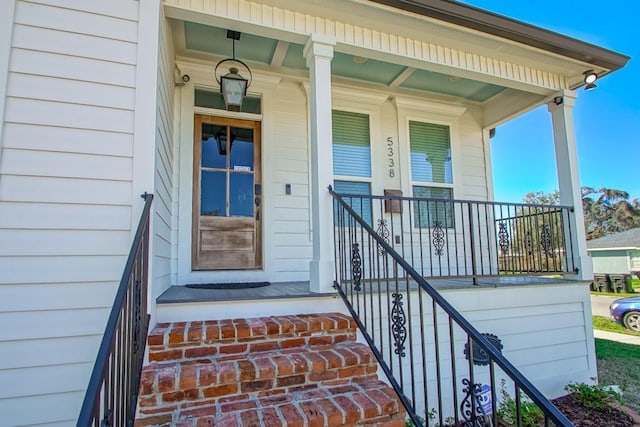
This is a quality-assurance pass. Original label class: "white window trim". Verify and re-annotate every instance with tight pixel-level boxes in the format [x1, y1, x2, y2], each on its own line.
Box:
[331, 93, 384, 196]
[393, 96, 464, 200]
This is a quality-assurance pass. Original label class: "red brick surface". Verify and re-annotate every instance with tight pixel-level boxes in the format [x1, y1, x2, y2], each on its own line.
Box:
[135, 313, 404, 427]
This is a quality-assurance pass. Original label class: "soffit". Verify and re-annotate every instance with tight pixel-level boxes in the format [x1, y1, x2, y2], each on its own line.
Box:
[246, 0, 619, 79]
[177, 20, 508, 103]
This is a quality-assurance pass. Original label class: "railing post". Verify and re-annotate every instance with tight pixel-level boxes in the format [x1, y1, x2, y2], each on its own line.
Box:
[467, 202, 478, 285]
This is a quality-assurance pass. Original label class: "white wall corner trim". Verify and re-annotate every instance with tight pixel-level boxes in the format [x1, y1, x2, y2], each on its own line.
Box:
[393, 96, 467, 117]
[0, 0, 17, 171]
[133, 1, 161, 214]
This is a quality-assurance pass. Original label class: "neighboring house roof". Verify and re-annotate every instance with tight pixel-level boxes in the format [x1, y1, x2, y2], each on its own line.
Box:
[369, 0, 630, 79]
[587, 228, 640, 251]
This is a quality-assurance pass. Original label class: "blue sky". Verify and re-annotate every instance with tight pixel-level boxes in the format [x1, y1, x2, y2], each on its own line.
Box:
[460, 1, 640, 203]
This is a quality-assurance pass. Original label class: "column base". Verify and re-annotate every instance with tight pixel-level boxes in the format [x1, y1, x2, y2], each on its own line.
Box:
[310, 259, 335, 294]
[565, 255, 593, 281]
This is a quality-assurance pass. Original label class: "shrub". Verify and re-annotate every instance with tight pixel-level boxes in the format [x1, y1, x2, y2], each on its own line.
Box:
[497, 380, 544, 427]
[565, 380, 623, 412]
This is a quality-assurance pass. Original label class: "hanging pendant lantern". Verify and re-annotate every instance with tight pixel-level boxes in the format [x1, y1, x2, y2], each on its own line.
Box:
[214, 30, 253, 111]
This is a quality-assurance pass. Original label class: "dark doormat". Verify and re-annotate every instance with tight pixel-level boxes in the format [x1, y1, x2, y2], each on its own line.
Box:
[185, 282, 271, 290]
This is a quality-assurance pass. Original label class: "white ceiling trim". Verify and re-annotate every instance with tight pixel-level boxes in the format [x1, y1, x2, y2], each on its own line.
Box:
[163, 0, 570, 95]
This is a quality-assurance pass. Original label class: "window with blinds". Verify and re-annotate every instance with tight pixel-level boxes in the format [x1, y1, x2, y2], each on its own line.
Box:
[332, 110, 371, 177]
[409, 121, 453, 228]
[332, 110, 372, 225]
[410, 121, 452, 184]
[333, 181, 373, 225]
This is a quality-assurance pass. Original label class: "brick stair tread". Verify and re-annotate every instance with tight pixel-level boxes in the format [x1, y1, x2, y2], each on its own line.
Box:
[138, 341, 379, 410]
[135, 379, 405, 427]
[147, 313, 356, 362]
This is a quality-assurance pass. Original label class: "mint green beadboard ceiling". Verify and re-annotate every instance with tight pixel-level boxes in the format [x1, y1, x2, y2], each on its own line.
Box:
[183, 22, 505, 102]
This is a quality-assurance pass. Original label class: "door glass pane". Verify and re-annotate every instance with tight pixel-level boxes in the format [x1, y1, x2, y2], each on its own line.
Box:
[201, 171, 226, 216]
[229, 127, 254, 171]
[201, 124, 227, 169]
[230, 173, 254, 217]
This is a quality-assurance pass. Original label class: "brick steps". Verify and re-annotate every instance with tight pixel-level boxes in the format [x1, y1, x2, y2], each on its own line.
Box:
[135, 313, 405, 427]
[146, 313, 357, 363]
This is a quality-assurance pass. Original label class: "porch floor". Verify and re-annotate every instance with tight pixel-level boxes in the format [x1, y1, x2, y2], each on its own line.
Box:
[157, 276, 587, 304]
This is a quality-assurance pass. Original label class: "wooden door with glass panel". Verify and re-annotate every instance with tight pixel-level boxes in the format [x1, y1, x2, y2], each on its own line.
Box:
[192, 115, 262, 270]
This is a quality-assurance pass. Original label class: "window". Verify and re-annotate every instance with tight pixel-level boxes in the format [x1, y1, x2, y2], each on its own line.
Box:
[409, 121, 453, 228]
[332, 110, 372, 225]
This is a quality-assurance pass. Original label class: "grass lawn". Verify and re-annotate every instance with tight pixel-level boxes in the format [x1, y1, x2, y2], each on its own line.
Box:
[591, 291, 637, 298]
[596, 338, 640, 412]
[593, 315, 640, 337]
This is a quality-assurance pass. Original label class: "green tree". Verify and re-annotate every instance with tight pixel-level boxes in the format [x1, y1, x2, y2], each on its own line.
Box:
[582, 187, 640, 239]
[521, 187, 640, 240]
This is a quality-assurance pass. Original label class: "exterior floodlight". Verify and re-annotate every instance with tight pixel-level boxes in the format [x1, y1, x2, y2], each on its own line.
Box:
[583, 70, 598, 90]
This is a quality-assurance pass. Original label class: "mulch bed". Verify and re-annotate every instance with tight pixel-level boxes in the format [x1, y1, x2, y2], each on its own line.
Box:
[551, 394, 639, 427]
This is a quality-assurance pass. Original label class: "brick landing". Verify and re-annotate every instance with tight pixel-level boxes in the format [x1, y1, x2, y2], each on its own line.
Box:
[135, 313, 405, 426]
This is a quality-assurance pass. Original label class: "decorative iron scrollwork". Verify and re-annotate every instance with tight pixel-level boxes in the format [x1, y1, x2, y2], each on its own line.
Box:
[464, 333, 503, 366]
[540, 223, 552, 255]
[376, 218, 390, 256]
[460, 379, 488, 425]
[352, 242, 362, 291]
[432, 220, 445, 256]
[497, 221, 510, 255]
[133, 279, 141, 353]
[391, 292, 407, 357]
[525, 230, 533, 255]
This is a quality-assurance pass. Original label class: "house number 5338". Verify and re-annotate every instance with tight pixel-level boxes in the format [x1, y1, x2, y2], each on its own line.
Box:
[386, 137, 396, 178]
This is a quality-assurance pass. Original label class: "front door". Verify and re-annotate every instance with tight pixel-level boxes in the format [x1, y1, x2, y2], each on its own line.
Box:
[192, 115, 262, 270]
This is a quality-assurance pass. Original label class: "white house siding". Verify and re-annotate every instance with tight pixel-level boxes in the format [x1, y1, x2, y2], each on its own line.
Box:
[458, 106, 489, 200]
[153, 13, 176, 305]
[270, 81, 312, 282]
[0, 1, 140, 425]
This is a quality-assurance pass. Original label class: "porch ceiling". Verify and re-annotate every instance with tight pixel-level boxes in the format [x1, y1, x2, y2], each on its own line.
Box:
[179, 21, 508, 103]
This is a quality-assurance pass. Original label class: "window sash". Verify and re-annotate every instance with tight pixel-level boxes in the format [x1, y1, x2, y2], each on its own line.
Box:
[334, 180, 373, 226]
[412, 186, 453, 228]
[332, 110, 371, 177]
[409, 121, 452, 184]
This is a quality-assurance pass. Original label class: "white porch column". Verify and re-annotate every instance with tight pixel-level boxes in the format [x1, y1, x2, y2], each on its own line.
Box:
[547, 89, 592, 281]
[304, 34, 336, 293]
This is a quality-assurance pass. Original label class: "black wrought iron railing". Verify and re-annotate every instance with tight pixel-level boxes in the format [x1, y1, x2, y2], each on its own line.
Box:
[333, 191, 576, 282]
[330, 187, 573, 427]
[77, 193, 153, 427]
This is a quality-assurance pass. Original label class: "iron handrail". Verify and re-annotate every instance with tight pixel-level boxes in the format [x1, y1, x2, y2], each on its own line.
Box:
[77, 193, 153, 427]
[333, 191, 575, 279]
[334, 191, 573, 210]
[330, 186, 572, 426]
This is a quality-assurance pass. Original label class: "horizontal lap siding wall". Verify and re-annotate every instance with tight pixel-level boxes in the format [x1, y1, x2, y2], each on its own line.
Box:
[154, 14, 175, 304]
[458, 107, 488, 200]
[0, 1, 140, 425]
[270, 82, 312, 282]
